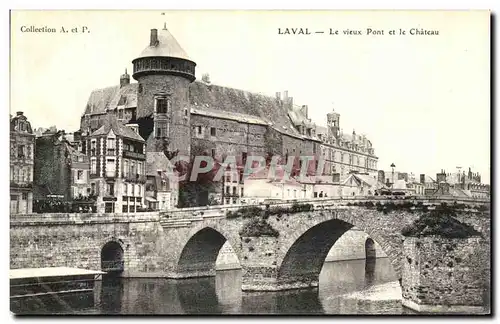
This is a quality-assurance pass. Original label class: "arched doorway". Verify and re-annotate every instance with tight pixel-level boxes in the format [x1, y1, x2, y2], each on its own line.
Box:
[365, 238, 376, 260]
[101, 241, 124, 273]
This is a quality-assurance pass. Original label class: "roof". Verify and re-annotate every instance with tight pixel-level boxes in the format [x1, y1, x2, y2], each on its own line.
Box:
[10, 267, 104, 280]
[90, 115, 145, 142]
[84, 83, 138, 115]
[316, 125, 328, 136]
[288, 104, 314, 128]
[191, 107, 270, 125]
[355, 173, 386, 189]
[423, 175, 436, 183]
[10, 113, 33, 134]
[136, 27, 192, 61]
[188, 81, 308, 140]
[146, 151, 169, 175]
[449, 187, 470, 198]
[246, 165, 301, 185]
[342, 173, 386, 189]
[392, 179, 408, 190]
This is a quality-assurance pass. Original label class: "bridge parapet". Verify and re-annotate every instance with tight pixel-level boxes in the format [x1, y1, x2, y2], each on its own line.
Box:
[163, 196, 489, 221]
[10, 211, 160, 226]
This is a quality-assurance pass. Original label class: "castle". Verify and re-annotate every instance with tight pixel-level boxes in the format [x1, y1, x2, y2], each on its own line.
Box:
[78, 25, 379, 211]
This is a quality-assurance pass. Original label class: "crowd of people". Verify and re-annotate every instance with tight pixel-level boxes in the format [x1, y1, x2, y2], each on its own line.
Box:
[33, 199, 96, 213]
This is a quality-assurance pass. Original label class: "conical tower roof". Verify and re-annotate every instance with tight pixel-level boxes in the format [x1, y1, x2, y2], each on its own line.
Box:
[136, 24, 192, 62]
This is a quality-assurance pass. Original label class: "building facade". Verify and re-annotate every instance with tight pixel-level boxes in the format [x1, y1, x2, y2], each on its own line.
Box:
[70, 146, 91, 199]
[86, 117, 147, 213]
[10, 112, 35, 214]
[33, 130, 74, 201]
[145, 151, 179, 210]
[78, 26, 378, 206]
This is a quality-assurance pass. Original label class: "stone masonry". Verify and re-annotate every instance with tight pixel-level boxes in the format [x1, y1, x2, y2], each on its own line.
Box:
[402, 236, 490, 313]
[10, 198, 490, 311]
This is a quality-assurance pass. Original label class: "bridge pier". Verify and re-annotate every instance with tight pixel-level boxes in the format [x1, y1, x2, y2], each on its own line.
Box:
[240, 235, 321, 291]
[401, 236, 490, 314]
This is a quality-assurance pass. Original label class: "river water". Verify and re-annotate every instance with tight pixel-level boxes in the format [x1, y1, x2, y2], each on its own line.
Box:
[13, 258, 420, 315]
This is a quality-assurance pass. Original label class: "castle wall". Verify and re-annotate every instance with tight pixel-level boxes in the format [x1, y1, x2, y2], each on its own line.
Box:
[190, 115, 267, 159]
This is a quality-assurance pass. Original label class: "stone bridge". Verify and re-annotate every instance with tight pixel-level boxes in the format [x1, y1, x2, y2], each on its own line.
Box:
[10, 196, 490, 311]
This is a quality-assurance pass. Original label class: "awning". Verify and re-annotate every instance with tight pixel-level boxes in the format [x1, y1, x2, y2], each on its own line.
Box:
[145, 197, 157, 202]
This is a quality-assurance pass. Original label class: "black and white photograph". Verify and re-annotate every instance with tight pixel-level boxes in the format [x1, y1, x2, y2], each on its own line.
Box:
[8, 9, 491, 315]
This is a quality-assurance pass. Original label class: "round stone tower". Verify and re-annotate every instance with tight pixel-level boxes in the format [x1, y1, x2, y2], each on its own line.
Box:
[132, 25, 196, 156]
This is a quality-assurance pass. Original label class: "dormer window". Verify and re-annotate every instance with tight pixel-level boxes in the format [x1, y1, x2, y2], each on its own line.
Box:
[155, 97, 170, 114]
[307, 128, 312, 137]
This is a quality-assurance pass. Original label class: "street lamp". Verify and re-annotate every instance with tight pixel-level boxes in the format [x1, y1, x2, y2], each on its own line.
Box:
[390, 163, 396, 189]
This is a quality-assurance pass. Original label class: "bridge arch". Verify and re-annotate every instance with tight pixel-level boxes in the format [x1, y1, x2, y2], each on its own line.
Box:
[176, 224, 242, 277]
[101, 239, 125, 273]
[273, 210, 404, 289]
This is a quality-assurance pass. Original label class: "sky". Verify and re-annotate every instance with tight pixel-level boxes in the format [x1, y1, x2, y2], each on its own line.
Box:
[10, 10, 490, 183]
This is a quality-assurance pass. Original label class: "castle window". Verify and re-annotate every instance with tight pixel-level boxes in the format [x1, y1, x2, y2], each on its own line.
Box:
[138, 84, 143, 94]
[155, 123, 168, 138]
[210, 127, 216, 136]
[156, 97, 169, 114]
[197, 126, 202, 135]
[184, 108, 188, 117]
[17, 145, 25, 158]
[211, 149, 216, 158]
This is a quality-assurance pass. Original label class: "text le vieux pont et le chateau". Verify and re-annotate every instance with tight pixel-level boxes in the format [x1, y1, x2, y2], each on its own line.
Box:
[278, 27, 439, 36]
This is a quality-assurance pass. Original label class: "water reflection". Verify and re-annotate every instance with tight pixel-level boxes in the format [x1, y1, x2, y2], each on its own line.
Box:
[13, 258, 404, 315]
[99, 275, 123, 314]
[176, 277, 222, 314]
[241, 289, 324, 314]
[364, 258, 376, 287]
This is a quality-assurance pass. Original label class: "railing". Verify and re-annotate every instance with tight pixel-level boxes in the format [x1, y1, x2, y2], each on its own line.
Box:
[101, 260, 124, 272]
[122, 173, 147, 183]
[123, 150, 146, 160]
[10, 182, 33, 189]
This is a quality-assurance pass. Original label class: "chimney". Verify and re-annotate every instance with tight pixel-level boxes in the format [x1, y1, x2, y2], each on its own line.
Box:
[16, 111, 23, 116]
[398, 172, 408, 182]
[302, 105, 308, 118]
[150, 29, 158, 46]
[436, 170, 447, 183]
[420, 174, 425, 184]
[201, 73, 211, 84]
[276, 92, 281, 100]
[284, 90, 288, 100]
[120, 69, 130, 88]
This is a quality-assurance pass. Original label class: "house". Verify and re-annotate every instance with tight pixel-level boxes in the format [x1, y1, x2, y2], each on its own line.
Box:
[86, 116, 146, 213]
[340, 172, 387, 197]
[242, 165, 306, 203]
[10, 112, 35, 214]
[145, 151, 179, 210]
